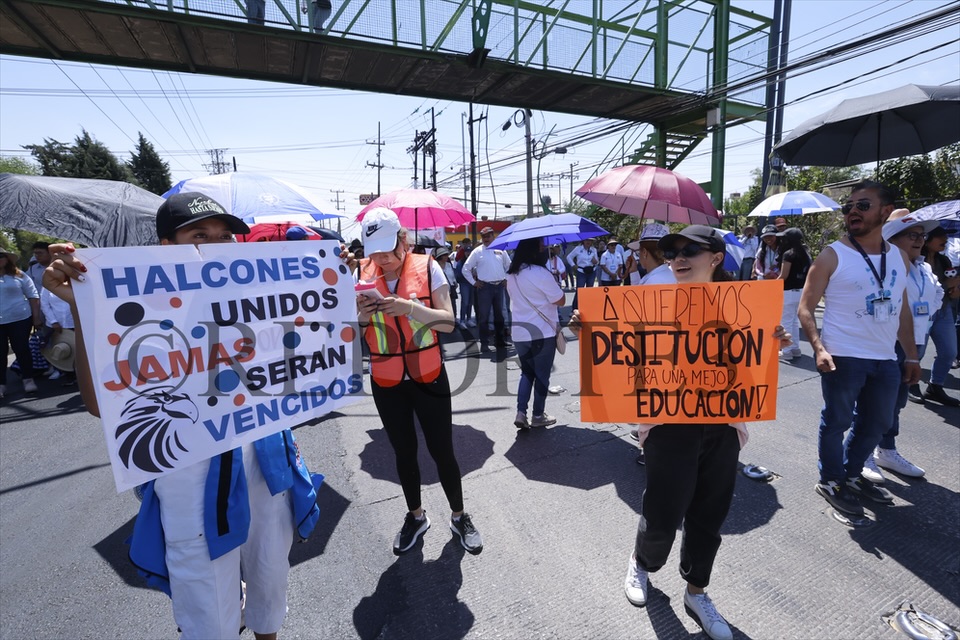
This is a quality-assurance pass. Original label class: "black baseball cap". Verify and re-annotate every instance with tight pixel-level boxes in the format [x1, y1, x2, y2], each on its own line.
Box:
[156, 192, 250, 240]
[658, 224, 726, 254]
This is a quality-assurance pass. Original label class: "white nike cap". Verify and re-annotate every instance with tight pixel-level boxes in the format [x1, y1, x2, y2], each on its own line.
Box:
[361, 207, 402, 255]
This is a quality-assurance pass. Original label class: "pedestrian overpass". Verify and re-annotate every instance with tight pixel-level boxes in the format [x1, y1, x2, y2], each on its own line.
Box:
[0, 0, 772, 202]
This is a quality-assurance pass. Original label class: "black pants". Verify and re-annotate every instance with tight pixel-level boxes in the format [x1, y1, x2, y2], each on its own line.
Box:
[1, 318, 35, 382]
[371, 366, 464, 513]
[635, 424, 740, 588]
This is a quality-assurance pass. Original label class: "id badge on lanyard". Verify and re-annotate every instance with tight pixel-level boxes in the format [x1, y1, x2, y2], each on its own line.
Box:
[873, 297, 892, 323]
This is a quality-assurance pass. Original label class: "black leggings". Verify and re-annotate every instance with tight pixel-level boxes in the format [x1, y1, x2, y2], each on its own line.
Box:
[371, 366, 464, 513]
[1, 317, 35, 382]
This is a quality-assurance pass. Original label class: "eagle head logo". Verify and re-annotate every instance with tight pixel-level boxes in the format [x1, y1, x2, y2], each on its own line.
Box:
[115, 387, 199, 473]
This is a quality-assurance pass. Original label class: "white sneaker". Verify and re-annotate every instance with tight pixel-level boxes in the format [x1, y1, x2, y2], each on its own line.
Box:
[623, 555, 648, 606]
[861, 454, 885, 484]
[22, 378, 38, 394]
[48, 370, 62, 381]
[875, 448, 925, 478]
[683, 590, 733, 640]
[466, 318, 477, 328]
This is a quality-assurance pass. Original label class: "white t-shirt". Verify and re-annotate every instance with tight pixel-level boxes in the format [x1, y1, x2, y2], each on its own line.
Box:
[598, 251, 624, 281]
[506, 265, 563, 343]
[640, 263, 676, 285]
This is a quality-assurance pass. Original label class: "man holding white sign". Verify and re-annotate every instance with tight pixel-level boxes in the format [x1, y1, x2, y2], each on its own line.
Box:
[43, 193, 355, 640]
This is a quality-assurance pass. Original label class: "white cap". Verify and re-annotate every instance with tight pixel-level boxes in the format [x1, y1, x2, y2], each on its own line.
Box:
[361, 207, 402, 255]
[882, 214, 940, 241]
[639, 223, 669, 242]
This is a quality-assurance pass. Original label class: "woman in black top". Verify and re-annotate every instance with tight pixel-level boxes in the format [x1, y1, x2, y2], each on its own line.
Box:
[777, 227, 811, 360]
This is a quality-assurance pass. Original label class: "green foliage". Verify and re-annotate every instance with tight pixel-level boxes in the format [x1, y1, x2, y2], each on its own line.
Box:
[24, 129, 130, 181]
[128, 132, 173, 195]
[0, 156, 39, 175]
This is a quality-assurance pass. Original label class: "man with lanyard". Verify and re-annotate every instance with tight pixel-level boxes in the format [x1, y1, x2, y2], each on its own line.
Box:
[568, 238, 599, 309]
[42, 193, 324, 640]
[799, 181, 921, 519]
[598, 239, 624, 287]
[462, 226, 511, 352]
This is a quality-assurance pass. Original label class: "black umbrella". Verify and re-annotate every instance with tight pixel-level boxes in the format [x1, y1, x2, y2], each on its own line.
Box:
[414, 233, 443, 248]
[0, 174, 161, 246]
[306, 225, 345, 242]
[774, 84, 960, 168]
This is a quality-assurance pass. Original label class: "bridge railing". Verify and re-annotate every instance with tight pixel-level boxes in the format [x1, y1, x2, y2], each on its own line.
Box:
[110, 0, 767, 105]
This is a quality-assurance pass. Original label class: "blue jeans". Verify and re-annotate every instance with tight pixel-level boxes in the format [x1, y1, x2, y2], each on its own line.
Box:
[475, 282, 506, 346]
[818, 356, 901, 483]
[879, 343, 926, 450]
[457, 277, 473, 323]
[572, 267, 596, 309]
[926, 304, 957, 386]
[515, 337, 557, 416]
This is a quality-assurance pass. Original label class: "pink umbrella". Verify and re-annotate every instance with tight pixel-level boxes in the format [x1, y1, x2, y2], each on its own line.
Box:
[575, 165, 720, 224]
[356, 189, 475, 234]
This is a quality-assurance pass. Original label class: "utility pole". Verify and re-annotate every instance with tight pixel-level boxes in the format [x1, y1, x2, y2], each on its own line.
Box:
[568, 161, 579, 205]
[204, 148, 228, 175]
[366, 121, 385, 196]
[430, 108, 437, 191]
[467, 103, 486, 241]
[461, 112, 468, 204]
[330, 189, 345, 234]
[407, 130, 420, 188]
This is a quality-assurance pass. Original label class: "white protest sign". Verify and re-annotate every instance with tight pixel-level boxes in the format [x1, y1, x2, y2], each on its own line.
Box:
[72, 241, 362, 492]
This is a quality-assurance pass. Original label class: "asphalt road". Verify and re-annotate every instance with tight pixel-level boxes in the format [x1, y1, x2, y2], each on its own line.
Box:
[2, 303, 958, 640]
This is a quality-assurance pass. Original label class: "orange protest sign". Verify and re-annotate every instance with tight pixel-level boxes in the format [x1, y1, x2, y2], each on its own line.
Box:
[578, 280, 783, 424]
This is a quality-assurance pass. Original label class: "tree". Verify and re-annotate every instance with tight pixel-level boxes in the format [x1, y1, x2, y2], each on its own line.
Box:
[876, 142, 960, 207]
[0, 156, 39, 175]
[128, 132, 172, 195]
[24, 129, 129, 181]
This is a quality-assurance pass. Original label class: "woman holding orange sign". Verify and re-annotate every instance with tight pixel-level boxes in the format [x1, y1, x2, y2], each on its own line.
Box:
[571, 225, 791, 640]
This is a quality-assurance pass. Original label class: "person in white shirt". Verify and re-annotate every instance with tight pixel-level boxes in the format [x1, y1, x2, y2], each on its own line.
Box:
[598, 240, 624, 286]
[738, 226, 759, 280]
[632, 223, 676, 286]
[568, 239, 599, 309]
[462, 226, 512, 352]
[546, 244, 567, 287]
[506, 238, 565, 430]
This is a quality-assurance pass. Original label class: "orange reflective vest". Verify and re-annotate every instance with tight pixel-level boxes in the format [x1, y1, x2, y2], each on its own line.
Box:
[360, 253, 443, 387]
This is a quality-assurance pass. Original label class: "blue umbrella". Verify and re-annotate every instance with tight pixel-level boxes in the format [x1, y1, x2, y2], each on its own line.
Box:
[913, 199, 959, 222]
[487, 212, 609, 250]
[720, 230, 745, 271]
[747, 190, 841, 217]
[163, 172, 339, 223]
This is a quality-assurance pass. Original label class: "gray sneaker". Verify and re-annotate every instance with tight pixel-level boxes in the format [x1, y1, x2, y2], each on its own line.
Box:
[514, 411, 530, 430]
[450, 513, 483, 554]
[530, 413, 557, 428]
[393, 511, 430, 555]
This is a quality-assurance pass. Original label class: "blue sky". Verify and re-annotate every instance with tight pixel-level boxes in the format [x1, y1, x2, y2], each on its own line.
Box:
[1, 0, 957, 240]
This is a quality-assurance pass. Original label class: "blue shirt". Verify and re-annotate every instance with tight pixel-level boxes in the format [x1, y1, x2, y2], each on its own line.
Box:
[0, 273, 38, 324]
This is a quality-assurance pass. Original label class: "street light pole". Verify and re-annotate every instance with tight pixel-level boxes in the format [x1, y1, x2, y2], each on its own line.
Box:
[504, 108, 535, 217]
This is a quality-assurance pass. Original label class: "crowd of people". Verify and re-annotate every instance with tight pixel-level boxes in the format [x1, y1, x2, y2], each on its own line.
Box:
[2, 179, 956, 640]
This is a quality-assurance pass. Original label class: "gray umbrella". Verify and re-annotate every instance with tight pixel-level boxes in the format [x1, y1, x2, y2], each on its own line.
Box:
[774, 84, 960, 167]
[0, 174, 161, 246]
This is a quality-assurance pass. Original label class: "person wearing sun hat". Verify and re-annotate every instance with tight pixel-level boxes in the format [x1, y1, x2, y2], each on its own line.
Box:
[856, 210, 945, 485]
[632, 223, 675, 286]
[357, 207, 484, 556]
[598, 238, 625, 287]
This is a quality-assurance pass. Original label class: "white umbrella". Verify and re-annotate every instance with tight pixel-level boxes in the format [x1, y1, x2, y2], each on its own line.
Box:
[748, 191, 841, 217]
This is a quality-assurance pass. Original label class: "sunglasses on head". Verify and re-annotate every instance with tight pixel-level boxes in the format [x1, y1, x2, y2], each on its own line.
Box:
[663, 243, 707, 260]
[841, 200, 872, 215]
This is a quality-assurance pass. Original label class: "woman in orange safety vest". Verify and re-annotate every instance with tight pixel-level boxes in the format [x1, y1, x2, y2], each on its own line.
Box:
[356, 207, 484, 557]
